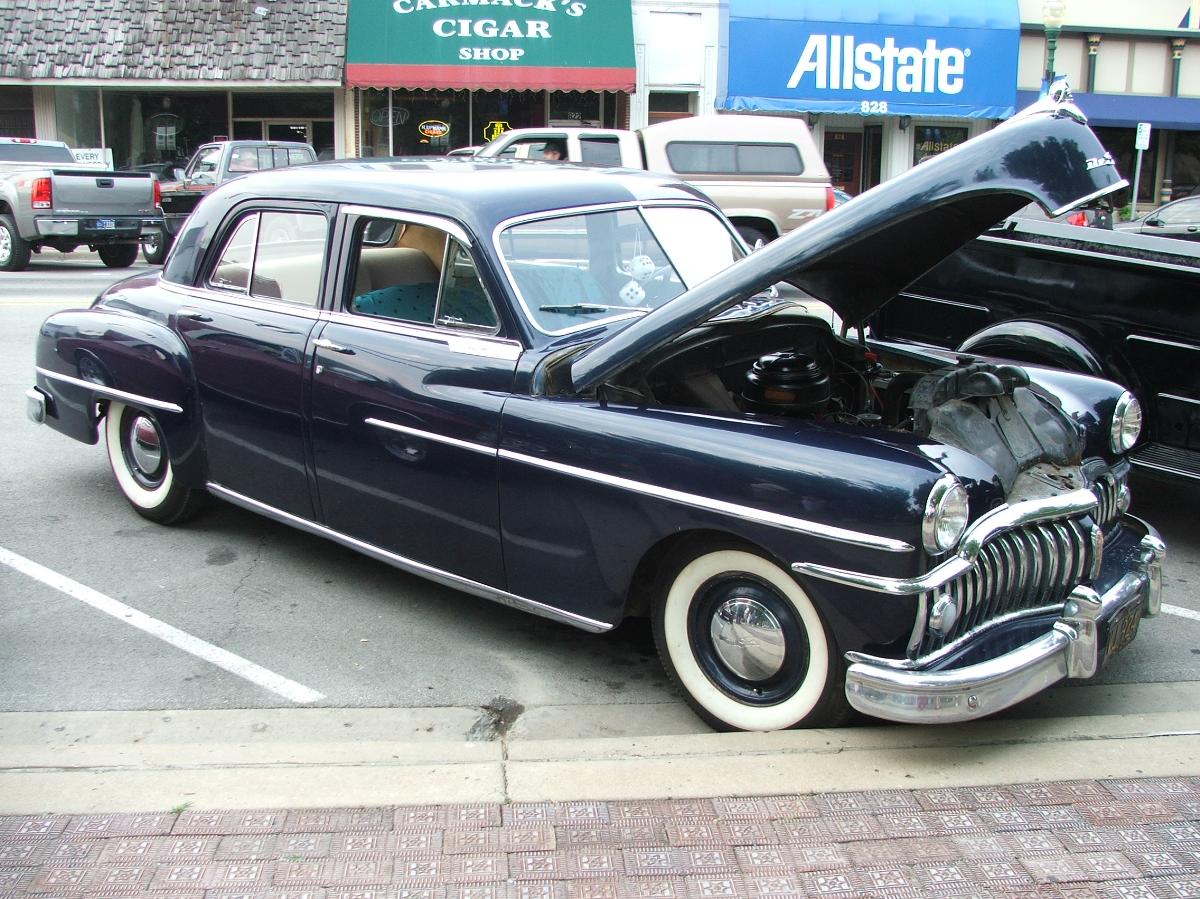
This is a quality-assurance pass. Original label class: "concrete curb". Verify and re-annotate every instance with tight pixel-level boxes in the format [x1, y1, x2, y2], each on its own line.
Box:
[2, 683, 1198, 814]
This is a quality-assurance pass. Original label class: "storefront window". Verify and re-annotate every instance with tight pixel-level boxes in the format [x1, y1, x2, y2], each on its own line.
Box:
[549, 91, 601, 127]
[0, 87, 34, 137]
[1093, 126, 1158, 206]
[913, 126, 968, 165]
[101, 91, 227, 171]
[648, 92, 695, 125]
[1171, 132, 1200, 198]
[472, 91, 544, 147]
[389, 90, 469, 156]
[54, 88, 101, 150]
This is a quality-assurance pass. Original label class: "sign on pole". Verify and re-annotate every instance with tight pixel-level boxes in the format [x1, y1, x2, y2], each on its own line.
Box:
[1131, 122, 1151, 217]
[1135, 122, 1152, 151]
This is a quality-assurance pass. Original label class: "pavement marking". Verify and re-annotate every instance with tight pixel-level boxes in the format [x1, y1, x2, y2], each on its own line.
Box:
[1163, 603, 1200, 623]
[0, 545, 325, 705]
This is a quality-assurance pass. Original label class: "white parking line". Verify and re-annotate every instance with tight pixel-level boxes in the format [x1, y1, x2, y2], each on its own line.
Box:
[1163, 603, 1200, 623]
[0, 545, 325, 704]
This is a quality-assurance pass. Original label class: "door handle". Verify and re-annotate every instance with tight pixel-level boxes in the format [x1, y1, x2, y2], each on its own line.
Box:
[314, 337, 355, 355]
[178, 309, 213, 322]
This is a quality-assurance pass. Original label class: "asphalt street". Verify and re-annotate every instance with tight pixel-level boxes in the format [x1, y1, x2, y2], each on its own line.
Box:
[0, 250, 1197, 732]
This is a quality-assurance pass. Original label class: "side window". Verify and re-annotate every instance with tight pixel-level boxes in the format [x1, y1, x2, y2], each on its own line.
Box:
[437, 240, 499, 332]
[580, 138, 623, 166]
[665, 141, 804, 175]
[288, 148, 312, 165]
[348, 217, 445, 325]
[208, 210, 328, 306]
[189, 147, 220, 177]
[501, 136, 567, 160]
[1158, 199, 1200, 224]
[228, 148, 258, 173]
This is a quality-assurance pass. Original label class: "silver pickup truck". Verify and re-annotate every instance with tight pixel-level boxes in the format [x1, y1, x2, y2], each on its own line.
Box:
[0, 137, 162, 272]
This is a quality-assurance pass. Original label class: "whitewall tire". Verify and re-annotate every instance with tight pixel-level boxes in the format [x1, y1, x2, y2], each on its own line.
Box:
[105, 401, 204, 524]
[653, 547, 848, 732]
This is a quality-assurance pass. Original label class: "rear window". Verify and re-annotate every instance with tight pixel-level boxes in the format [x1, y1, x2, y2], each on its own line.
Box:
[665, 142, 803, 176]
[0, 142, 76, 164]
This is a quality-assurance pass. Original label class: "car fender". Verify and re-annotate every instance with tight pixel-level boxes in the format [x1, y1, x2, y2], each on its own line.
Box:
[958, 320, 1109, 379]
[34, 307, 205, 487]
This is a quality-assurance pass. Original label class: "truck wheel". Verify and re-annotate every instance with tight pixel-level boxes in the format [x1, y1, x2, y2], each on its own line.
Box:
[0, 214, 32, 272]
[652, 543, 851, 731]
[98, 244, 139, 268]
[142, 231, 173, 265]
[105, 401, 205, 524]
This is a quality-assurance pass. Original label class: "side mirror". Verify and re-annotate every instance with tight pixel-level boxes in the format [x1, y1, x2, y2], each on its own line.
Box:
[172, 168, 186, 181]
[1146, 217, 1163, 227]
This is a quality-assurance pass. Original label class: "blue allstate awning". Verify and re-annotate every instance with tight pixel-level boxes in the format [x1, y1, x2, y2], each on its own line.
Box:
[719, 0, 1020, 119]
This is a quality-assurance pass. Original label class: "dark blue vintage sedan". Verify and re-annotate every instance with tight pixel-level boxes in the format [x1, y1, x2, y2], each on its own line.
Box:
[27, 99, 1165, 731]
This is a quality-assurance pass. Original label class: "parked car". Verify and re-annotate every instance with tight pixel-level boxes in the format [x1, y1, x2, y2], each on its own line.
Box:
[872, 213, 1200, 483]
[1006, 199, 1113, 229]
[147, 139, 317, 264]
[27, 102, 1164, 731]
[0, 137, 162, 271]
[475, 115, 835, 245]
[1114, 195, 1200, 241]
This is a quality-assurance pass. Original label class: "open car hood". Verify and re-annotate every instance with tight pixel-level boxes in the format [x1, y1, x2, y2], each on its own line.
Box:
[569, 103, 1126, 394]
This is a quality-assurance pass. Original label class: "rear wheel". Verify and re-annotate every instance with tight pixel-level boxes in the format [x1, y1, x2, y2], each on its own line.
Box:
[0, 214, 31, 272]
[98, 243, 139, 268]
[652, 545, 850, 731]
[105, 401, 205, 524]
[142, 230, 173, 265]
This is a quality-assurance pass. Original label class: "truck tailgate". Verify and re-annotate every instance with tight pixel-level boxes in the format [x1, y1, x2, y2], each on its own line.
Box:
[50, 170, 154, 216]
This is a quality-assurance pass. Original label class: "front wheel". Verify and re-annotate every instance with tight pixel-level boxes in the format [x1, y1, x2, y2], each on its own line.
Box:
[652, 546, 850, 731]
[105, 401, 205, 524]
[98, 243, 139, 268]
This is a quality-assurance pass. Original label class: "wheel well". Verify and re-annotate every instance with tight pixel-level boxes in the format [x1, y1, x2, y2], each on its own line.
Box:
[731, 217, 777, 241]
[623, 529, 766, 619]
[0, 201, 12, 217]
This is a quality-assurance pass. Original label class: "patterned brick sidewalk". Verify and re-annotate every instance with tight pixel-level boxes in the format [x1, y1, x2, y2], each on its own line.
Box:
[2, 778, 1199, 898]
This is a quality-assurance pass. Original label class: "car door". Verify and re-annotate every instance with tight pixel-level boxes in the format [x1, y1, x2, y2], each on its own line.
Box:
[171, 202, 332, 518]
[1142, 196, 1200, 240]
[307, 207, 520, 587]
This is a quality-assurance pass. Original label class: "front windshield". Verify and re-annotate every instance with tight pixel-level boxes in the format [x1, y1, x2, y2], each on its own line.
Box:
[498, 205, 743, 335]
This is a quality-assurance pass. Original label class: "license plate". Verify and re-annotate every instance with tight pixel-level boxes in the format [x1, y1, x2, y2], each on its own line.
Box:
[1105, 602, 1142, 663]
[93, 218, 116, 230]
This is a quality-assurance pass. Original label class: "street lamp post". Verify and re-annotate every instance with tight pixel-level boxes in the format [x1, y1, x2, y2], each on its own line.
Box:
[1043, 0, 1067, 85]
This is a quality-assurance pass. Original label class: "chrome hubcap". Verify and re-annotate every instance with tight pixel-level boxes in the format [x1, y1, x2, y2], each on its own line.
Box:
[129, 416, 163, 475]
[709, 597, 786, 681]
[0, 227, 10, 263]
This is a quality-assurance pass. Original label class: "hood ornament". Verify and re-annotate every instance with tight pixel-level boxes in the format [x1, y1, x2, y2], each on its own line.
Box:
[1005, 77, 1087, 126]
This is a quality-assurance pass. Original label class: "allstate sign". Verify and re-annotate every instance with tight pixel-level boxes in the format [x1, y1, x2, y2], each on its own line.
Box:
[721, 4, 1019, 119]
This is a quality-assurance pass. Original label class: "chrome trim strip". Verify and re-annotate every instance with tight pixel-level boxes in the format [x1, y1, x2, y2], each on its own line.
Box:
[499, 448, 914, 552]
[206, 482, 612, 634]
[978, 227, 1200, 278]
[1127, 335, 1200, 353]
[365, 418, 497, 457]
[1049, 181, 1129, 218]
[894, 292, 989, 314]
[842, 527, 1162, 725]
[159, 281, 326, 320]
[324, 310, 523, 361]
[35, 367, 184, 414]
[792, 488, 1098, 594]
[1160, 392, 1200, 407]
[342, 205, 472, 247]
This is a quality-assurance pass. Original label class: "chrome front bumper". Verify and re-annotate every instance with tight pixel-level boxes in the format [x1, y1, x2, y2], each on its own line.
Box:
[843, 528, 1165, 724]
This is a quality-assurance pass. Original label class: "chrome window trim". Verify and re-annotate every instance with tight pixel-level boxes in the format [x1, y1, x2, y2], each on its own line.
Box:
[159, 280, 326, 321]
[206, 482, 611, 633]
[792, 488, 1098, 593]
[894, 292, 989, 314]
[35, 367, 184, 414]
[324, 310, 523, 361]
[342, 205, 472, 247]
[492, 200, 734, 338]
[206, 211, 260, 296]
[1160, 393, 1200, 407]
[365, 418, 497, 457]
[1127, 334, 1200, 353]
[498, 448, 914, 552]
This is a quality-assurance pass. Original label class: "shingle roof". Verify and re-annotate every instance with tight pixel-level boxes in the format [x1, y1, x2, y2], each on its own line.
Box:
[0, 0, 346, 83]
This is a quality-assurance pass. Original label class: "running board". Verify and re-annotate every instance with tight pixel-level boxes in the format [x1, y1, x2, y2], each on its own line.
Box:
[1131, 443, 1200, 481]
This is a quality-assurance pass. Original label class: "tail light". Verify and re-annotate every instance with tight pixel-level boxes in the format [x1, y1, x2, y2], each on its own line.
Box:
[825, 186, 836, 211]
[1065, 211, 1087, 226]
[153, 177, 162, 206]
[31, 177, 52, 209]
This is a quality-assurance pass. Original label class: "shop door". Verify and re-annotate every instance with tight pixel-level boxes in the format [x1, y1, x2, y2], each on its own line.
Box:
[824, 131, 862, 194]
[267, 122, 310, 143]
[862, 125, 883, 192]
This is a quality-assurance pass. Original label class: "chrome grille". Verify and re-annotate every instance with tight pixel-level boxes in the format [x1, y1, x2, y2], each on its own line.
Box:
[917, 518, 1098, 658]
[1091, 470, 1124, 528]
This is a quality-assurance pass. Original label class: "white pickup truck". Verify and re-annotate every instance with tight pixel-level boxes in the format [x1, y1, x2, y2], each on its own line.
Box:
[473, 115, 834, 243]
[0, 137, 162, 271]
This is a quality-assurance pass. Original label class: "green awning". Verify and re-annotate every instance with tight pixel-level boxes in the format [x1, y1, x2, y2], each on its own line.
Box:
[347, 0, 635, 92]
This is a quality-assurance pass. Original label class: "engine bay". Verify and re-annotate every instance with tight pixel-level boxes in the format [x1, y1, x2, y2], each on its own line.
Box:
[609, 314, 1085, 494]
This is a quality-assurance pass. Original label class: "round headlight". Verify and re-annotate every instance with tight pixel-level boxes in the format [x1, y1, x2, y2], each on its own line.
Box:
[922, 475, 970, 554]
[1110, 391, 1142, 453]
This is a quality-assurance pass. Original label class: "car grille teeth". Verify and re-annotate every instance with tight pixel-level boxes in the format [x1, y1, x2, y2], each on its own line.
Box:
[1091, 470, 1122, 527]
[918, 518, 1097, 658]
